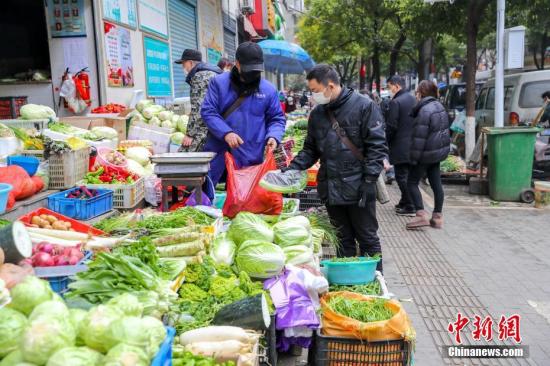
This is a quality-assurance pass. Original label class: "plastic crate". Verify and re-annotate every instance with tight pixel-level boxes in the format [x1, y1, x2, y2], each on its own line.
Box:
[34, 251, 92, 295]
[0, 118, 47, 131]
[48, 187, 114, 220]
[310, 329, 413, 366]
[80, 177, 145, 209]
[18, 207, 106, 236]
[0, 96, 27, 119]
[294, 187, 323, 210]
[48, 147, 90, 189]
[151, 327, 176, 366]
[7, 155, 40, 176]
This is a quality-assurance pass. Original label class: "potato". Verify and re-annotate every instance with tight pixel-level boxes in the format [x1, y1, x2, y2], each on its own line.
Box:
[30, 224, 39, 228]
[64, 221, 72, 229]
[46, 215, 57, 224]
[51, 221, 66, 230]
[40, 214, 48, 220]
[31, 216, 41, 225]
[37, 219, 49, 228]
[43, 224, 53, 230]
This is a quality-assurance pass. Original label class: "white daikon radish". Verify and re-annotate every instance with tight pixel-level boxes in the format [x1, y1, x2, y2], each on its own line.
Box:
[184, 340, 251, 359]
[179, 326, 251, 346]
[26, 227, 90, 241]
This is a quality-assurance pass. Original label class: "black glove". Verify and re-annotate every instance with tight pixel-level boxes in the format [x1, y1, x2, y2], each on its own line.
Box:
[358, 180, 377, 208]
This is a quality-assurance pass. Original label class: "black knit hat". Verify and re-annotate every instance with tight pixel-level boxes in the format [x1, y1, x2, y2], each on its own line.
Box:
[175, 49, 202, 64]
[236, 42, 264, 72]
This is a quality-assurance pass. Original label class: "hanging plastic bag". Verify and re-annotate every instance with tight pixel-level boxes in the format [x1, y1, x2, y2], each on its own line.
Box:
[320, 291, 416, 342]
[223, 150, 283, 218]
[259, 169, 307, 194]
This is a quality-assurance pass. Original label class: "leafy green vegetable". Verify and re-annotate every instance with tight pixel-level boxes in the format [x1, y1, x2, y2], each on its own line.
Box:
[21, 318, 76, 365]
[113, 237, 164, 277]
[329, 282, 382, 296]
[138, 207, 215, 230]
[0, 350, 23, 366]
[103, 343, 149, 366]
[179, 283, 208, 302]
[172, 350, 236, 366]
[8, 276, 54, 316]
[80, 305, 123, 353]
[441, 155, 463, 173]
[282, 245, 314, 265]
[273, 216, 312, 247]
[329, 254, 381, 262]
[235, 240, 285, 279]
[69, 309, 88, 346]
[283, 199, 297, 213]
[0, 308, 27, 357]
[183, 256, 216, 291]
[45, 347, 103, 366]
[228, 212, 274, 246]
[303, 208, 340, 249]
[326, 296, 394, 323]
[0, 219, 11, 228]
[107, 293, 144, 317]
[210, 233, 236, 266]
[103, 316, 165, 358]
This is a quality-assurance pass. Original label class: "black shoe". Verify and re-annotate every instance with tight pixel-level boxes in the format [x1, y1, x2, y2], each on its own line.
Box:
[394, 203, 403, 210]
[396, 207, 416, 216]
[385, 177, 395, 185]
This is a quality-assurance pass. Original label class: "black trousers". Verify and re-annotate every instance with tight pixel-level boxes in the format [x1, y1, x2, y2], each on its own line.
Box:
[407, 162, 444, 213]
[394, 163, 413, 209]
[326, 203, 383, 272]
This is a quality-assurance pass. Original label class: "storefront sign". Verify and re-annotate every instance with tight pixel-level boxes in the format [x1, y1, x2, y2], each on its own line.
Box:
[199, 0, 223, 62]
[143, 36, 172, 97]
[104, 22, 134, 87]
[103, 0, 138, 29]
[47, 0, 86, 38]
[138, 0, 168, 39]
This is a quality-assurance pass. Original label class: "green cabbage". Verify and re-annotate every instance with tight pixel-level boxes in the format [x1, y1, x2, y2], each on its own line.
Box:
[235, 240, 285, 279]
[273, 216, 312, 247]
[136, 99, 153, 113]
[149, 116, 161, 126]
[259, 169, 308, 194]
[161, 120, 172, 129]
[20, 104, 56, 120]
[0, 350, 23, 366]
[142, 105, 164, 119]
[170, 132, 185, 145]
[158, 110, 173, 121]
[46, 347, 103, 366]
[21, 318, 75, 365]
[29, 300, 70, 322]
[282, 245, 314, 265]
[140, 316, 166, 355]
[229, 212, 274, 246]
[81, 305, 123, 353]
[69, 309, 88, 346]
[0, 308, 27, 357]
[8, 276, 54, 316]
[91, 126, 118, 140]
[125, 146, 151, 166]
[176, 115, 188, 133]
[107, 293, 143, 317]
[104, 316, 164, 357]
[103, 343, 149, 366]
[210, 233, 237, 265]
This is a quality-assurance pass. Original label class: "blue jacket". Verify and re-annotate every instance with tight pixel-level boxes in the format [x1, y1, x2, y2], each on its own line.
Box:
[201, 72, 286, 186]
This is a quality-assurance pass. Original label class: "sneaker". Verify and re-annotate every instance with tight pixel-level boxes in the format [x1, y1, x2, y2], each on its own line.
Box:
[394, 203, 404, 210]
[396, 207, 416, 216]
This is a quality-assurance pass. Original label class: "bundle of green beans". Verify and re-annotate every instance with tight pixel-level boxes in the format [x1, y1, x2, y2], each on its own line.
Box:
[329, 281, 381, 296]
[327, 296, 394, 323]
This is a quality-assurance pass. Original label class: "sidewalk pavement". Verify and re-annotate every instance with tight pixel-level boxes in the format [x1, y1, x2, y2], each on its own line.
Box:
[280, 182, 550, 366]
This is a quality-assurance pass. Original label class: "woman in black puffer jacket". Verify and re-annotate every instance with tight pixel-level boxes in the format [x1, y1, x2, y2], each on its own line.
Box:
[406, 80, 450, 229]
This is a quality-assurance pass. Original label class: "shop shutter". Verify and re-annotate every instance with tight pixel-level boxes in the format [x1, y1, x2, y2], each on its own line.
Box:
[169, 0, 198, 98]
[223, 13, 237, 61]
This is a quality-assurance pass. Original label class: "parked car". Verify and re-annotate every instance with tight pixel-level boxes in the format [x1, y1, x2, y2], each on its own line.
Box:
[442, 82, 483, 123]
[475, 69, 550, 127]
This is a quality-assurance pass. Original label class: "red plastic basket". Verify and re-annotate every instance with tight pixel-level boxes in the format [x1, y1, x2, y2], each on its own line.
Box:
[18, 208, 105, 236]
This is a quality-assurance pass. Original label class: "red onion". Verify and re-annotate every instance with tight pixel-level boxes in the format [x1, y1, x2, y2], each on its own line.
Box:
[33, 252, 55, 267]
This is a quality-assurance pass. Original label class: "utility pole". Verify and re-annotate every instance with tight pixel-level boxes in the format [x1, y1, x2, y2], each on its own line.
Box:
[494, 0, 505, 127]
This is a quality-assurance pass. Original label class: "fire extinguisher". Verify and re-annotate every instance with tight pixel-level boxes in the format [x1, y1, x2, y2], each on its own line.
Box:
[74, 67, 91, 106]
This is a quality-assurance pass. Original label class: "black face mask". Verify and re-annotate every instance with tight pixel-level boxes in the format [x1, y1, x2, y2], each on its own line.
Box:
[240, 70, 261, 84]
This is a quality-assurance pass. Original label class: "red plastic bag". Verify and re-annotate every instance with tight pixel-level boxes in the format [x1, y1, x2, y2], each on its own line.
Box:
[223, 150, 283, 218]
[0, 166, 44, 209]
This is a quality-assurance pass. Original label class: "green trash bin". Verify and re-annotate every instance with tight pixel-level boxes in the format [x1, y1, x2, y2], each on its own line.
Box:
[483, 127, 541, 202]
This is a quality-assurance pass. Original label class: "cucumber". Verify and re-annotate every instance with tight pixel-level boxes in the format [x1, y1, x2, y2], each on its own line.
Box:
[0, 221, 32, 264]
[212, 293, 271, 331]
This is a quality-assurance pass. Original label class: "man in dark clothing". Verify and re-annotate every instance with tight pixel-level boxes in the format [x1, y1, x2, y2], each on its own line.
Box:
[175, 49, 222, 152]
[386, 75, 416, 216]
[285, 65, 388, 271]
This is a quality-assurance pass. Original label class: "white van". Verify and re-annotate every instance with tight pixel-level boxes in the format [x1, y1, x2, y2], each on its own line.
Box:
[475, 69, 550, 127]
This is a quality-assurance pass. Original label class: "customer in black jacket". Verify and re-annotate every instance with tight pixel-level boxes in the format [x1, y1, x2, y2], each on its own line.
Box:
[286, 64, 388, 271]
[386, 75, 416, 216]
[406, 80, 450, 230]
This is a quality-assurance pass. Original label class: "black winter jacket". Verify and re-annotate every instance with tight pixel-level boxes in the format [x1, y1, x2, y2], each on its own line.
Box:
[385, 89, 416, 164]
[288, 88, 388, 205]
[409, 97, 450, 165]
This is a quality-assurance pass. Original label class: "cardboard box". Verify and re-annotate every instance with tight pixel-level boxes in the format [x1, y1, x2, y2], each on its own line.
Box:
[61, 116, 127, 141]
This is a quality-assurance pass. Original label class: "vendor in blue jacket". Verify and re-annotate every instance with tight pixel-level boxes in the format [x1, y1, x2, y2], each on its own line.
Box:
[201, 42, 286, 188]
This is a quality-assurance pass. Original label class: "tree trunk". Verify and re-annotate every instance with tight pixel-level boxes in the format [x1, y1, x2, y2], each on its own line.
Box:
[421, 38, 433, 81]
[417, 43, 425, 80]
[532, 46, 540, 70]
[389, 32, 407, 76]
[373, 46, 381, 94]
[367, 57, 374, 91]
[541, 33, 548, 69]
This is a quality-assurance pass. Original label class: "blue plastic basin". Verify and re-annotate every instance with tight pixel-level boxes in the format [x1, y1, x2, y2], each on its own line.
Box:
[321, 257, 380, 285]
[7, 155, 40, 176]
[0, 183, 13, 214]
